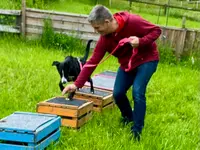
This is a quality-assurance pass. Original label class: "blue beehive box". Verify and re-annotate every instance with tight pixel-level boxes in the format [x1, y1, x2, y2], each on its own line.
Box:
[0, 112, 61, 150]
[85, 70, 117, 91]
[85, 74, 116, 91]
[98, 70, 117, 77]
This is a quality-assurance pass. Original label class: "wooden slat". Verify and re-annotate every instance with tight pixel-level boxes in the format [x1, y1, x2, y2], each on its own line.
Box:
[184, 30, 196, 53]
[193, 31, 200, 50]
[103, 96, 114, 106]
[26, 11, 90, 24]
[26, 27, 99, 41]
[0, 9, 21, 15]
[62, 118, 78, 128]
[26, 25, 98, 40]
[26, 17, 94, 33]
[0, 25, 20, 33]
[77, 101, 93, 117]
[74, 94, 103, 106]
[61, 111, 92, 128]
[102, 102, 114, 110]
[93, 102, 114, 112]
[77, 112, 92, 127]
[26, 8, 88, 18]
[37, 105, 78, 117]
[175, 30, 187, 58]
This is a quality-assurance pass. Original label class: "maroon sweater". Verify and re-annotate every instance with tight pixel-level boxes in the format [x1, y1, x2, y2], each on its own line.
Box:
[74, 12, 161, 88]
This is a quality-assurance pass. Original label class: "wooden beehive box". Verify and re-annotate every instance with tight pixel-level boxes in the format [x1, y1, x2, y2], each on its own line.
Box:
[36, 96, 93, 129]
[74, 87, 114, 112]
[0, 112, 61, 150]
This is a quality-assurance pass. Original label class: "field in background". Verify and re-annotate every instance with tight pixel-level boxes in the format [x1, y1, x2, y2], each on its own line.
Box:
[0, 0, 200, 29]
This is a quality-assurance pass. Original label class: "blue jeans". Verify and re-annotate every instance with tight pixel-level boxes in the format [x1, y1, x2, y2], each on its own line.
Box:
[113, 61, 158, 133]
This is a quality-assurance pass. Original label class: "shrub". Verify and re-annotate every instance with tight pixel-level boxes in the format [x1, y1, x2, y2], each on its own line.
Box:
[158, 43, 178, 65]
[41, 18, 85, 54]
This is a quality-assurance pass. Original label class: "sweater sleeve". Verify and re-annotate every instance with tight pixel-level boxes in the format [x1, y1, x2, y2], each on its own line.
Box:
[132, 15, 161, 48]
[74, 37, 107, 88]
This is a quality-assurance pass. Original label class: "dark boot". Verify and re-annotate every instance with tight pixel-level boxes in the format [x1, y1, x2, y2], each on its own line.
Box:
[120, 116, 133, 126]
[132, 131, 141, 141]
[131, 126, 142, 141]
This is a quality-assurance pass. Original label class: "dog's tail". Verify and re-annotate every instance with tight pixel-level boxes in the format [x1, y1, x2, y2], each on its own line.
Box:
[80, 39, 93, 63]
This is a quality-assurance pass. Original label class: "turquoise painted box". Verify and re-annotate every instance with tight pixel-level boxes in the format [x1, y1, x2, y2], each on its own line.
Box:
[0, 112, 61, 150]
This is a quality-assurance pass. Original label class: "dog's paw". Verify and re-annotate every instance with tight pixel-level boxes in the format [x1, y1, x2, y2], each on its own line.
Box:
[90, 90, 95, 94]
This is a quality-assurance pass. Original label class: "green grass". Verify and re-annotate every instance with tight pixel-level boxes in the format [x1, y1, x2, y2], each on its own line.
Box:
[0, 35, 199, 149]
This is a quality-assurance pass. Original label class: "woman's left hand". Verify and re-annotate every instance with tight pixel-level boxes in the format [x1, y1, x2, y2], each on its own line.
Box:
[129, 36, 139, 48]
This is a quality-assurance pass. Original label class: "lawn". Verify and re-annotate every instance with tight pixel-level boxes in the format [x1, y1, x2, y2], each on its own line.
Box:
[0, 35, 199, 150]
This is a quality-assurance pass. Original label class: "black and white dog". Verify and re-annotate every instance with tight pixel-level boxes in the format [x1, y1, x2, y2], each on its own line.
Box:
[52, 40, 94, 99]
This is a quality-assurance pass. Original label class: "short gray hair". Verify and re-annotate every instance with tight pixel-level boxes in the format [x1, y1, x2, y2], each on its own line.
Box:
[88, 5, 113, 24]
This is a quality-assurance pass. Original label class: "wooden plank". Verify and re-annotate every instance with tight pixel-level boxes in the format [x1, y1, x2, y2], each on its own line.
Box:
[37, 105, 78, 117]
[0, 131, 34, 143]
[103, 96, 114, 106]
[102, 102, 114, 110]
[26, 8, 89, 18]
[26, 27, 99, 41]
[0, 25, 20, 33]
[0, 9, 21, 15]
[74, 94, 103, 106]
[183, 30, 196, 55]
[26, 11, 90, 24]
[61, 111, 92, 128]
[62, 118, 78, 128]
[184, 31, 196, 53]
[0, 129, 60, 149]
[26, 24, 98, 39]
[174, 30, 187, 58]
[93, 107, 101, 112]
[77, 112, 92, 127]
[193, 31, 200, 50]
[26, 17, 94, 33]
[77, 101, 93, 117]
[92, 102, 114, 112]
[35, 117, 61, 143]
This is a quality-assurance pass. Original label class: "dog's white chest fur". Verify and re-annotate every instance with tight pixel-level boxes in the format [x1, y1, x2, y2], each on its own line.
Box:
[61, 70, 68, 84]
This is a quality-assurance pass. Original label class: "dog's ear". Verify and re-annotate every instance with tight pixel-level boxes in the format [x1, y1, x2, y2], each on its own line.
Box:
[52, 61, 60, 66]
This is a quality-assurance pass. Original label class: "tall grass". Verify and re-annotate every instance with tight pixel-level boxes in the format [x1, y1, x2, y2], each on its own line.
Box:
[0, 34, 199, 149]
[40, 18, 85, 54]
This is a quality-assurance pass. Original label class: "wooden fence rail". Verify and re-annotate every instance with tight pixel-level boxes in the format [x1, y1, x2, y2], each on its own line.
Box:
[0, 8, 199, 58]
[129, 0, 200, 12]
[0, 9, 21, 33]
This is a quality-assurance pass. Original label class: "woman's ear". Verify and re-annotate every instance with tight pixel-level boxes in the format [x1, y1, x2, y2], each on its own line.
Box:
[104, 19, 111, 24]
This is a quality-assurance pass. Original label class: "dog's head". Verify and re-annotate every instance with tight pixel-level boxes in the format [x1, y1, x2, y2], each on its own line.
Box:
[52, 56, 81, 84]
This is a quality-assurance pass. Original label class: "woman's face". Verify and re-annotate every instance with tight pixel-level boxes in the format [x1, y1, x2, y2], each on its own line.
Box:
[91, 20, 112, 36]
